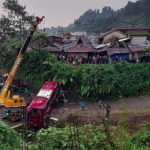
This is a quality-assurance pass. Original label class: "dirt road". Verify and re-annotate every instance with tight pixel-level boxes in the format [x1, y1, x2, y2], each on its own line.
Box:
[1, 92, 150, 128]
[51, 96, 150, 120]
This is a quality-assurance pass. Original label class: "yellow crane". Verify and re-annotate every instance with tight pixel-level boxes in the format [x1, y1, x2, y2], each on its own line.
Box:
[0, 16, 44, 121]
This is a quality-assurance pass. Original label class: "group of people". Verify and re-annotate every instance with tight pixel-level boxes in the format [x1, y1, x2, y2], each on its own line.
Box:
[57, 53, 150, 65]
[57, 54, 109, 65]
[110, 55, 150, 64]
[57, 54, 67, 61]
[80, 100, 104, 111]
[68, 55, 108, 65]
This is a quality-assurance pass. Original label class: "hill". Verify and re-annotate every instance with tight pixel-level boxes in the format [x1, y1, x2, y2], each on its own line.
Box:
[64, 0, 150, 35]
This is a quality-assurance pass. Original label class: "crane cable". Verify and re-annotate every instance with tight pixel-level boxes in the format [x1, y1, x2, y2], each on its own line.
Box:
[40, 17, 45, 33]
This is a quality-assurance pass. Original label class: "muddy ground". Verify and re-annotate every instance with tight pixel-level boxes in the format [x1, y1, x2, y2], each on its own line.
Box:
[51, 96, 150, 133]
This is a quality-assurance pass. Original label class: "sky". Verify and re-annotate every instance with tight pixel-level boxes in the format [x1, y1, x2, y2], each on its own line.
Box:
[0, 0, 137, 28]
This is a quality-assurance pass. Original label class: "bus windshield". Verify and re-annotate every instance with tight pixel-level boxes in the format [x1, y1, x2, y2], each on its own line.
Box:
[29, 109, 41, 117]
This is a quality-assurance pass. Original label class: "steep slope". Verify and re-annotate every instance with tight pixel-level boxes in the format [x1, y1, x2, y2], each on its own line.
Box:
[65, 0, 150, 35]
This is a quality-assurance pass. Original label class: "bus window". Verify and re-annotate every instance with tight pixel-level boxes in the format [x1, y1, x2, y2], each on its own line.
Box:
[29, 109, 41, 115]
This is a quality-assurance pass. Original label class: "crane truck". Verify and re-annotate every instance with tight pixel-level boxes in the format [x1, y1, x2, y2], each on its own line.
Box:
[0, 16, 44, 121]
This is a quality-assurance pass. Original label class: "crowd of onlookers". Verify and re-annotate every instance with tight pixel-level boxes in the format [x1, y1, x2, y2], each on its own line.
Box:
[111, 55, 150, 63]
[57, 54, 108, 65]
[57, 54, 150, 65]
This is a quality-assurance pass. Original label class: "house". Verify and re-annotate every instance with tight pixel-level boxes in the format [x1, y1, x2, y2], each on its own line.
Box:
[64, 38, 96, 57]
[96, 30, 127, 44]
[47, 35, 63, 45]
[70, 31, 87, 39]
[127, 30, 149, 46]
[63, 33, 73, 39]
[44, 46, 63, 56]
[97, 37, 131, 61]
[96, 27, 150, 44]
[95, 27, 150, 60]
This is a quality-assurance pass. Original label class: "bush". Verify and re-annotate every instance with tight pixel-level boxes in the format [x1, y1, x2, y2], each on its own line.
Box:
[131, 125, 150, 148]
[3, 50, 150, 100]
[0, 121, 22, 150]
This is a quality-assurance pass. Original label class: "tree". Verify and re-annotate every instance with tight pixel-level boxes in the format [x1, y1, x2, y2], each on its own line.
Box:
[30, 33, 52, 51]
[0, 37, 23, 57]
[0, 15, 16, 42]
[2, 0, 35, 40]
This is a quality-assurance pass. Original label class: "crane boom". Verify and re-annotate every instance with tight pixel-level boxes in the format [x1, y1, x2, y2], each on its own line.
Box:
[0, 16, 44, 102]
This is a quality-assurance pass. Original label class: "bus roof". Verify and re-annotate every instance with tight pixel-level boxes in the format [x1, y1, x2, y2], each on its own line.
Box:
[29, 81, 58, 109]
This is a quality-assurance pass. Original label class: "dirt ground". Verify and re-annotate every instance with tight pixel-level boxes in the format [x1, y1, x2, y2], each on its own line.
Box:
[52, 96, 150, 119]
[51, 96, 150, 133]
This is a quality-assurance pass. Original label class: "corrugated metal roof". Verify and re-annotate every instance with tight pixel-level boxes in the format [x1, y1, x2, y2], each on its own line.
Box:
[95, 43, 110, 49]
[119, 38, 130, 42]
[98, 27, 150, 38]
[129, 46, 147, 52]
[127, 30, 149, 36]
[70, 31, 87, 36]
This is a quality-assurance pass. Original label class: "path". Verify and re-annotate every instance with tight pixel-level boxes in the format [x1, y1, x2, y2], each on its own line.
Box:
[51, 96, 150, 120]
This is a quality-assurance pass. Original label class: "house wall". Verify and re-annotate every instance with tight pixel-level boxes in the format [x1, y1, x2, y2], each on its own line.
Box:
[103, 31, 127, 44]
[130, 36, 147, 46]
[67, 52, 88, 57]
[63, 35, 72, 39]
[110, 53, 129, 59]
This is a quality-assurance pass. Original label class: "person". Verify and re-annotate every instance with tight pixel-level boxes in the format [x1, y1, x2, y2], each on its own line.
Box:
[6, 112, 9, 117]
[64, 99, 68, 106]
[25, 88, 28, 94]
[99, 100, 102, 109]
[28, 93, 31, 101]
[81, 101, 85, 111]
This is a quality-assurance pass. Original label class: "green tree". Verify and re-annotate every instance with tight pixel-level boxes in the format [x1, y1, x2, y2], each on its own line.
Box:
[30, 33, 51, 51]
[2, 0, 34, 40]
[0, 15, 16, 41]
[0, 37, 23, 58]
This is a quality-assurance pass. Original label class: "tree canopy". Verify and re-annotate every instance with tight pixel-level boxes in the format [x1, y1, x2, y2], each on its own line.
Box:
[1, 0, 35, 40]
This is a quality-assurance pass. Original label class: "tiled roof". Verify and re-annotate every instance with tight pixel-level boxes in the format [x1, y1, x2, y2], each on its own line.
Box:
[53, 42, 76, 49]
[65, 44, 96, 53]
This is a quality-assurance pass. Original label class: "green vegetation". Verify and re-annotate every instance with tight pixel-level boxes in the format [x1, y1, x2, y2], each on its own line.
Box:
[65, 0, 150, 34]
[0, 121, 22, 150]
[2, 50, 150, 100]
[1, 117, 150, 150]
[27, 123, 150, 150]
[0, 0, 34, 41]
[131, 124, 150, 149]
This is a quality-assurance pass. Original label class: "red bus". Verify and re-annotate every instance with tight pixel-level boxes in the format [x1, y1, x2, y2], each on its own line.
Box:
[26, 81, 59, 126]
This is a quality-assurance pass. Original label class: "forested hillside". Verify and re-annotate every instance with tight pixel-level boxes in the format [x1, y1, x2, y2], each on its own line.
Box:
[65, 0, 150, 35]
